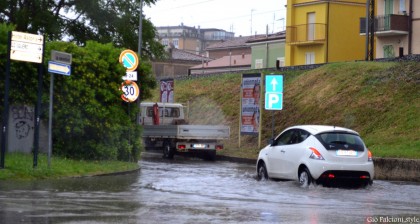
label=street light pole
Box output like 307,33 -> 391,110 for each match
251,9 -> 255,35
138,0 -> 143,56
136,0 -> 143,125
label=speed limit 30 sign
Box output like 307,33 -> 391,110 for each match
120,80 -> 140,103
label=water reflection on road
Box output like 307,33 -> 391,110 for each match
0,152 -> 419,224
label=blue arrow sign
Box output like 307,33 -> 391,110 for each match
265,75 -> 283,110
265,75 -> 283,93
48,61 -> 71,76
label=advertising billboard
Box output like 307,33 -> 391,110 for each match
240,73 -> 261,135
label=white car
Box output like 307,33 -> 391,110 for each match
256,125 -> 374,187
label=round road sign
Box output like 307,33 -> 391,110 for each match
119,49 -> 139,72
120,80 -> 140,102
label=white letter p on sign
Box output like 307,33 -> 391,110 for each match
268,93 -> 279,108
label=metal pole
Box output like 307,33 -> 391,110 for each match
137,0 -> 143,56
365,0 -> 370,61
47,74 -> 54,168
272,111 -> 275,139
136,0 -> 143,125
1,31 -> 12,169
33,36 -> 45,168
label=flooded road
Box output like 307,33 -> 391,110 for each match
0,152 -> 419,224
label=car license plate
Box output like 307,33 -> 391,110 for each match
193,144 -> 206,149
336,150 -> 357,156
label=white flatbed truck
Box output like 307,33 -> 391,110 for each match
140,102 -> 230,160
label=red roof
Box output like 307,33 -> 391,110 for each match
191,54 -> 251,69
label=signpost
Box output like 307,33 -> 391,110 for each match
1,31 -> 45,169
47,50 -> 72,168
119,49 -> 140,103
48,61 -> 71,76
121,81 -> 140,102
265,75 -> 283,110
119,49 -> 139,72
265,75 -> 284,139
122,71 -> 138,81
51,50 -> 72,65
10,31 -> 44,63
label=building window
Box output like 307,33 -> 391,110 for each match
307,12 -> 315,41
400,0 -> 406,14
172,39 -> 179,48
277,57 -> 285,67
255,59 -> 263,69
383,45 -> 395,58
162,39 -> 169,46
305,52 -> 315,65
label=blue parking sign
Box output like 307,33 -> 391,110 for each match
265,75 -> 283,110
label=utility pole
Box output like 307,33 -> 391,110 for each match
136,0 -> 143,124
251,9 -> 255,35
365,0 -> 375,61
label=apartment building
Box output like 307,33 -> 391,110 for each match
285,0 -> 367,66
362,0 -> 419,58
156,24 -> 234,55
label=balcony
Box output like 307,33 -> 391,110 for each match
360,14 -> 409,37
286,23 -> 326,46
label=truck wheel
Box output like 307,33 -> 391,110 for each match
163,142 -> 174,159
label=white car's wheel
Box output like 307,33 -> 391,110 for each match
298,168 -> 312,187
257,162 -> 268,181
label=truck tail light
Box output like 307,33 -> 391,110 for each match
178,144 -> 186,150
216,145 -> 223,150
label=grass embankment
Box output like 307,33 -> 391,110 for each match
0,153 -> 139,180
150,61 -> 419,159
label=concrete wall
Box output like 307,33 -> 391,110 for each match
373,157 -> 420,182
218,156 -> 420,182
0,105 -> 48,154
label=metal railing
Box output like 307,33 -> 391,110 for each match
360,14 -> 409,33
286,23 -> 326,44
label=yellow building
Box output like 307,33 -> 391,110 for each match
285,0 -> 367,66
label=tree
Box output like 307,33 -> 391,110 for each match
46,41 -> 151,161
0,22 -> 157,161
0,0 -> 165,59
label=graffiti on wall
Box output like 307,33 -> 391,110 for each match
11,105 -> 34,140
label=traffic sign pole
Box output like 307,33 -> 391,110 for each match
33,35 -> 45,168
0,32 -> 12,169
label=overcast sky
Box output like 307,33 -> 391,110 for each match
143,0 -> 287,37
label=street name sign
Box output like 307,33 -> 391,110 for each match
51,50 -> 72,65
265,75 -> 283,110
48,61 -> 71,76
10,31 -> 44,63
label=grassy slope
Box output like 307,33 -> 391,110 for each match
147,61 -> 419,159
0,153 -> 139,180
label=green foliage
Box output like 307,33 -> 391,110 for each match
0,0 -> 165,59
1,23 -> 157,161
46,41 -> 153,161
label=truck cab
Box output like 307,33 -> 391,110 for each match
140,102 -> 186,125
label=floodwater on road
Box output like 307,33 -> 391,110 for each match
0,152 -> 419,224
